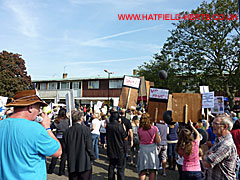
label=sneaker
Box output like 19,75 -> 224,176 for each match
162,172 -> 166,177
158,166 -> 163,170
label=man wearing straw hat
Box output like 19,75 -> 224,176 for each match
0,89 -> 62,180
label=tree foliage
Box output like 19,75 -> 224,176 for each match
138,0 -> 240,105
0,50 -> 32,98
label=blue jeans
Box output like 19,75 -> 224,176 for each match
92,134 -> 100,159
167,143 -> 177,159
236,159 -> 240,179
182,171 -> 202,180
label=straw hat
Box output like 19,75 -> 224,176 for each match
5,89 -> 48,107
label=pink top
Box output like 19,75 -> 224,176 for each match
138,126 -> 158,145
181,139 -> 201,171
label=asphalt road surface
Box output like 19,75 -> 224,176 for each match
47,147 -> 179,180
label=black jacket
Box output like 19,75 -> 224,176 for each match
106,120 -> 127,159
63,123 -> 95,173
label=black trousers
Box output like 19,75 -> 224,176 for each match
108,154 -> 126,180
48,138 -> 67,174
69,169 -> 92,180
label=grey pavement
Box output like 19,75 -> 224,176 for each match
47,147 -> 179,180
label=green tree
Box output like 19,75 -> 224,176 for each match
138,54 -> 185,93
138,0 -> 240,106
0,50 -> 32,98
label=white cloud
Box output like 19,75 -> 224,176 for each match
76,26 -> 165,51
66,56 -> 150,65
4,0 -> 40,38
83,26 -> 164,42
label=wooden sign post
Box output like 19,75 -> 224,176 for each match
184,104 -> 188,124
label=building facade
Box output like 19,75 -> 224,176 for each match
33,74 -> 125,108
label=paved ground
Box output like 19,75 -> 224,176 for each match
47,147 -> 179,180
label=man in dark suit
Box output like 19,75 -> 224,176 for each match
63,111 -> 95,180
106,111 -> 128,180
120,109 -> 133,161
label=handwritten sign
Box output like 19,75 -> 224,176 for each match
149,88 -> 169,100
202,92 -> 214,108
123,76 -> 141,89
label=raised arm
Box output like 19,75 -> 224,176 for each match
189,120 -> 200,142
40,112 -> 62,157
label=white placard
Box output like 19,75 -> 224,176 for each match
211,96 -> 224,114
149,88 -> 169,100
96,101 -> 103,109
202,92 -> 214,108
0,96 -> 8,107
113,98 -> 119,107
0,96 -> 8,113
94,104 -> 101,114
200,86 -> 209,94
123,76 -> 141,89
66,90 -> 75,126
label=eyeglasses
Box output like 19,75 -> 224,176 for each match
212,122 -> 224,126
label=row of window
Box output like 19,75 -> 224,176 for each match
39,80 -> 123,90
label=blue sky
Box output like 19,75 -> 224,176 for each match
0,0 -> 207,80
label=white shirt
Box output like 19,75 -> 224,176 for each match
91,118 -> 101,135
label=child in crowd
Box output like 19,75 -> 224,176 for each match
129,115 -> 139,167
156,120 -> 168,177
176,120 -> 202,180
176,154 -> 184,180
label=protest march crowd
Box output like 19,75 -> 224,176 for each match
1,89 -> 240,180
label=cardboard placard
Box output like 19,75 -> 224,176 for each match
172,93 -> 202,123
148,101 -> 167,123
118,87 -> 138,109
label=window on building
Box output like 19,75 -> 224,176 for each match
88,81 -> 99,89
72,81 -> 80,89
61,82 -> 70,89
40,83 -> 47,90
48,82 -> 57,90
109,80 -> 123,89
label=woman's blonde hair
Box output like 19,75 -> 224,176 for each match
176,128 -> 194,156
139,113 -> 152,130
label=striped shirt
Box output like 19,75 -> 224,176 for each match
206,133 -> 237,180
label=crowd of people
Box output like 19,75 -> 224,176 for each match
1,89 -> 240,180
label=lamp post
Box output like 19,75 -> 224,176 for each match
104,69 -> 114,109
